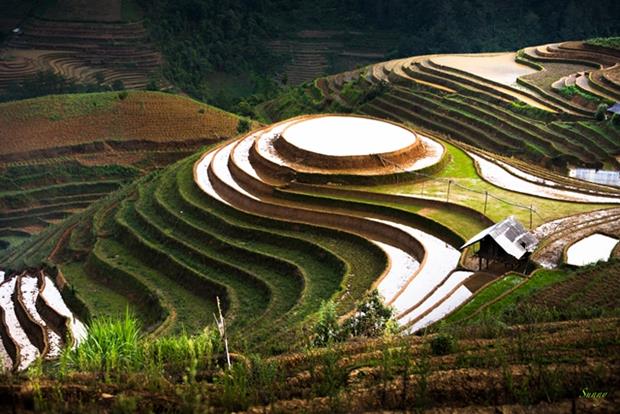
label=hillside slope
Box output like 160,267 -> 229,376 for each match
0,0 -> 162,92
258,40 -> 620,171
0,91 -> 241,250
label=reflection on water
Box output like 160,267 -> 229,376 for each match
569,168 -> 620,187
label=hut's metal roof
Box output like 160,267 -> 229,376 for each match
608,103 -> 620,114
461,216 -> 538,259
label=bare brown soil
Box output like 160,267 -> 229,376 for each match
0,92 -> 239,156
463,272 -> 498,292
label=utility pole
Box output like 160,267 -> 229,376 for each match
214,296 -> 231,370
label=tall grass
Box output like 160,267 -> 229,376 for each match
62,311 -> 221,381
69,310 -> 142,376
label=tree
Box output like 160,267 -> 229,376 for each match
95,71 -> 106,85
112,80 -> 125,91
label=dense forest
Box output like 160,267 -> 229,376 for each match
138,0 -> 620,110
1,0 -> 618,108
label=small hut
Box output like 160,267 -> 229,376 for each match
461,216 -> 538,271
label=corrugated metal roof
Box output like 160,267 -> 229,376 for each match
608,103 -> 620,114
461,216 -> 538,259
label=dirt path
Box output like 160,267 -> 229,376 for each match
47,223 -> 77,263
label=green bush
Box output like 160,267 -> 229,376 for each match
585,37 -> 620,50
341,289 -> 394,339
112,80 -> 126,91
595,103 -> 608,121
312,290 -> 395,347
312,300 -> 339,347
430,333 -> 455,355
237,117 -> 251,134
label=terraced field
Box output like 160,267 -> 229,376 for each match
1,40 -> 619,400
269,30 -> 399,86
0,269 -> 86,372
0,0 -> 160,91
261,40 -> 620,172
0,91 -> 241,251
4,105 -> 619,362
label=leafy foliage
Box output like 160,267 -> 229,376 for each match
312,300 -> 339,347
585,36 -> 620,50
236,117 -> 251,134
595,103 -> 609,121
430,333 -> 456,355
312,289 -> 395,347
2,70 -> 117,103
341,289 -> 394,338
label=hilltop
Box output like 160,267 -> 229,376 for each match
0,90 -> 243,250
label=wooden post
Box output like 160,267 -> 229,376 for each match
483,191 -> 488,215
214,297 -> 231,369
446,180 -> 452,202
529,204 -> 533,229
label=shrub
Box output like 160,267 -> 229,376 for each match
312,300 -> 339,347
112,80 -> 126,91
146,79 -> 159,91
430,333 -> 455,355
118,91 -> 129,100
237,117 -> 251,134
341,289 -> 394,339
595,103 -> 608,121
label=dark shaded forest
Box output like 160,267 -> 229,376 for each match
2,0 -> 618,108
138,0 -> 619,110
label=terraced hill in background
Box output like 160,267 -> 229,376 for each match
0,0 -> 162,91
258,40 -> 620,170
269,30 -> 399,86
0,91 -> 241,251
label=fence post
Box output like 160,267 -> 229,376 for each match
529,204 -> 533,229
484,191 -> 488,215
446,180 -> 452,202
214,296 -> 231,369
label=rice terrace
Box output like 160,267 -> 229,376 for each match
0,0 -> 619,413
